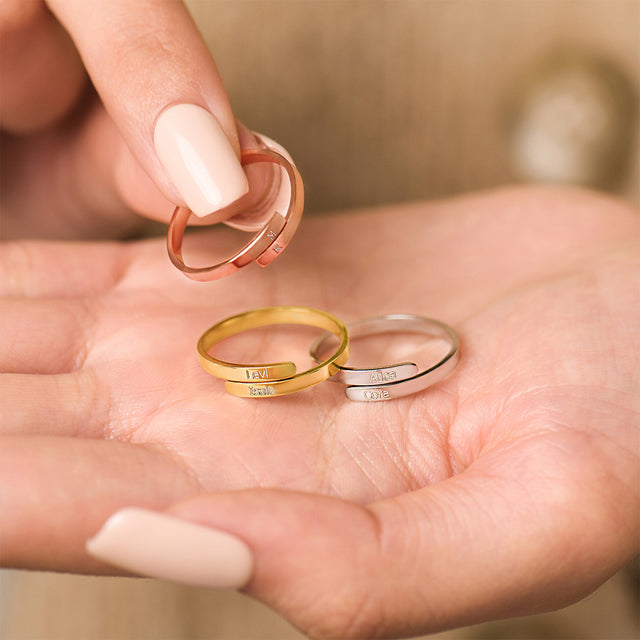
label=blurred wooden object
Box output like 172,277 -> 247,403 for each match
3,1 -> 638,639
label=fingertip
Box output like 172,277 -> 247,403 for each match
221,130 -> 295,232
114,137 -> 176,222
153,104 -> 249,217
165,490 -> 387,637
48,0 -> 246,218
86,507 -> 254,590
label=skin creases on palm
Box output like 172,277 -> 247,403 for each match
1,186 -> 638,573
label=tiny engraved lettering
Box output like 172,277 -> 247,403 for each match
273,244 -> 283,253
266,230 -> 277,240
249,385 -> 276,397
246,369 -> 269,379
363,389 -> 391,401
369,369 -> 397,383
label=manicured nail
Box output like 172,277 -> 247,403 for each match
86,508 -> 253,589
154,104 -> 249,216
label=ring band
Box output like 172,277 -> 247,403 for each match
310,314 -> 460,401
167,146 -> 303,281
197,306 -> 349,397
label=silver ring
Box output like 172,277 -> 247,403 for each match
310,314 -> 460,402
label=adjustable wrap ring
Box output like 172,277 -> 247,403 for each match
197,306 -> 349,398
167,145 -> 303,281
310,314 -> 460,401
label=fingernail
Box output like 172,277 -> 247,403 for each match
86,507 -> 253,589
154,104 -> 249,217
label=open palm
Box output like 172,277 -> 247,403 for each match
2,187 -> 638,639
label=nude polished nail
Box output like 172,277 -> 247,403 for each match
86,508 -> 253,589
154,104 -> 249,216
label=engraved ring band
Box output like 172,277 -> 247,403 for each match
310,314 -> 460,402
167,144 -> 304,281
197,306 -> 350,398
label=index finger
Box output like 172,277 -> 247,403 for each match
47,0 -> 251,218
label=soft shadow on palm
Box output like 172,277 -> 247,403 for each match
2,186 -> 638,571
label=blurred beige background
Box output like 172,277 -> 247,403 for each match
2,1 -> 638,639
199,0 -> 639,211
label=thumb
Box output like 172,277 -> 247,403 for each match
86,471 -> 628,640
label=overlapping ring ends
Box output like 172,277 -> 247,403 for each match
311,314 -> 460,402
197,308 -> 460,401
167,144 -> 304,281
197,307 -> 350,398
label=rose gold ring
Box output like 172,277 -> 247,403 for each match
167,147 -> 303,281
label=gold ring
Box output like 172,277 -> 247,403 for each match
197,306 -> 350,397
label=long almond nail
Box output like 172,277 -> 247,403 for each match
154,104 -> 249,216
86,508 -> 253,589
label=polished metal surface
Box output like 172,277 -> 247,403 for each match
167,145 -> 304,281
197,306 -> 349,397
311,314 -> 460,401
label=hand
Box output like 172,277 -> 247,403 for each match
1,188 -> 638,638
0,0 -> 274,240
